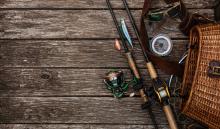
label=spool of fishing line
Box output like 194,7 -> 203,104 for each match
150,34 -> 173,56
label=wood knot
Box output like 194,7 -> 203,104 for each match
40,72 -> 52,80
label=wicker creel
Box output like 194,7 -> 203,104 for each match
181,23 -> 220,129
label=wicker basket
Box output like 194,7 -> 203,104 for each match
181,24 -> 220,129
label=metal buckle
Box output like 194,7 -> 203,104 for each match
212,66 -> 220,75
208,60 -> 220,77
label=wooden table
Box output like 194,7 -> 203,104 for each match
0,0 -> 214,128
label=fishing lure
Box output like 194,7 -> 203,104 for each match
114,39 -> 121,51
120,19 -> 133,48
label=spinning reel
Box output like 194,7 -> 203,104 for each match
104,70 -> 140,98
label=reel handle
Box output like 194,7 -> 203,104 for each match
163,105 -> 178,129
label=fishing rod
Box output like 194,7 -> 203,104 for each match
121,0 -> 178,129
106,0 -> 158,128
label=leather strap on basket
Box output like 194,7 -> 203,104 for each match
214,0 -> 220,21
139,0 -> 213,78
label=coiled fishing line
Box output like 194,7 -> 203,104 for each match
150,34 -> 173,56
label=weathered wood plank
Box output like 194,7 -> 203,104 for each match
0,124 -> 169,129
0,10 -> 213,39
0,97 -> 167,124
0,68 -> 171,97
0,0 -> 214,9
0,40 -> 187,67
0,0 -> 206,128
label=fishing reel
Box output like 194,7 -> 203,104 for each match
144,79 -> 170,105
104,70 -> 140,98
153,79 -> 171,105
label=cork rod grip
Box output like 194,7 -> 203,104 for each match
163,105 -> 178,129
125,52 -> 141,79
146,62 -> 158,79
125,52 -> 148,102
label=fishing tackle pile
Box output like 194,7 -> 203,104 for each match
103,0 -> 220,128
103,0 -> 182,129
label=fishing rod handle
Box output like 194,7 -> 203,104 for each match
146,62 -> 158,79
163,105 -> 178,129
125,52 -> 141,79
125,52 -> 149,102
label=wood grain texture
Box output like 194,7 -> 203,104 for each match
0,0 -> 214,9
0,40 -> 187,67
0,68 -> 171,97
0,10 -> 213,39
0,0 -> 210,128
0,97 -> 167,124
0,124 -> 169,129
